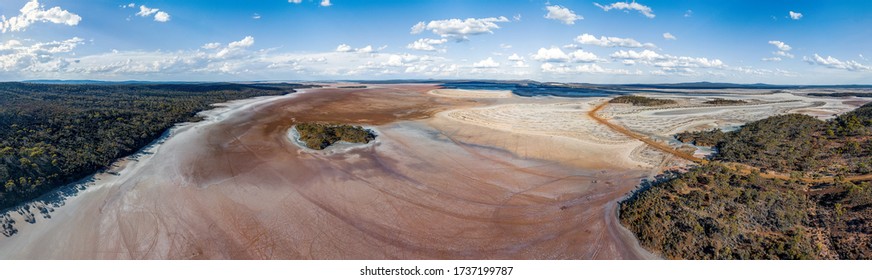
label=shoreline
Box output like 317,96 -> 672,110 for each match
0,91 -> 306,242
286,125 -> 381,154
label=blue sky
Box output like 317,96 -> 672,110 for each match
0,0 -> 870,84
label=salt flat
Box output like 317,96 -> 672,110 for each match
0,85 -> 866,259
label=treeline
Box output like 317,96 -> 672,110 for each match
295,122 -> 376,150
677,104 -> 872,176
609,95 -> 676,106
622,102 -> 872,259
621,162 -> 872,259
703,98 -> 747,105
0,82 -> 312,210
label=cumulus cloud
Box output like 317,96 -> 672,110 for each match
410,16 -> 509,40
356,45 -> 374,53
569,50 -> 600,63
215,36 -> 255,58
136,5 -> 158,17
531,47 -> 601,63
769,40 -> 791,52
545,5 -> 582,25
407,38 -> 448,51
594,1 -> 655,18
335,44 -> 377,53
789,11 -> 802,20
201,42 -> 221,49
507,53 -> 528,68
764,40 -> 794,61
663,32 -> 676,40
803,54 -> 871,71
473,57 -> 500,68
540,62 -> 633,75
532,47 -> 570,62
1,0 -> 82,33
320,0 -> 332,7
335,44 -> 353,52
0,36 -> 471,80
611,49 -> 725,70
135,5 -> 170,22
0,37 -> 83,72
575,33 -> 655,48
154,11 -> 170,22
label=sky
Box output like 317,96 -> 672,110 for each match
0,0 -> 870,84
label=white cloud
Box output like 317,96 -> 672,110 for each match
663,32 -> 676,40
532,47 -> 570,62
575,33 -> 655,48
684,10 -> 693,17
335,44 -> 378,53
0,37 -> 83,72
804,54 -> 871,71
410,16 -> 510,40
765,41 -> 794,60
500,43 -> 512,49
594,1 -> 655,18
135,5 -> 170,22
289,0 -> 302,3
545,5 -> 582,25
768,40 -> 791,52
136,5 -> 158,17
252,13 -> 261,20
507,53 -> 524,61
611,49 -> 725,69
513,14 -> 522,21
320,0 -> 332,7
789,11 -> 802,20
774,51 -> 794,58
356,45 -> 374,53
473,57 -> 500,68
569,50 -> 599,63
1,0 -> 82,33
216,36 -> 255,58
201,42 -> 221,49
407,38 -> 448,51
154,11 -> 170,22
540,62 -> 633,75
335,44 -> 353,52
228,36 -> 254,48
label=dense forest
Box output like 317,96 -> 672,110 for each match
622,102 -> 872,259
0,82 -> 312,211
294,122 -> 376,150
609,95 -> 677,106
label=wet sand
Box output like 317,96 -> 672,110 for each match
0,85 -> 653,259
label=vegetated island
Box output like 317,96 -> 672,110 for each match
703,98 -> 748,105
0,82 -> 315,214
294,122 -> 376,150
621,103 -> 872,259
609,95 -> 677,106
